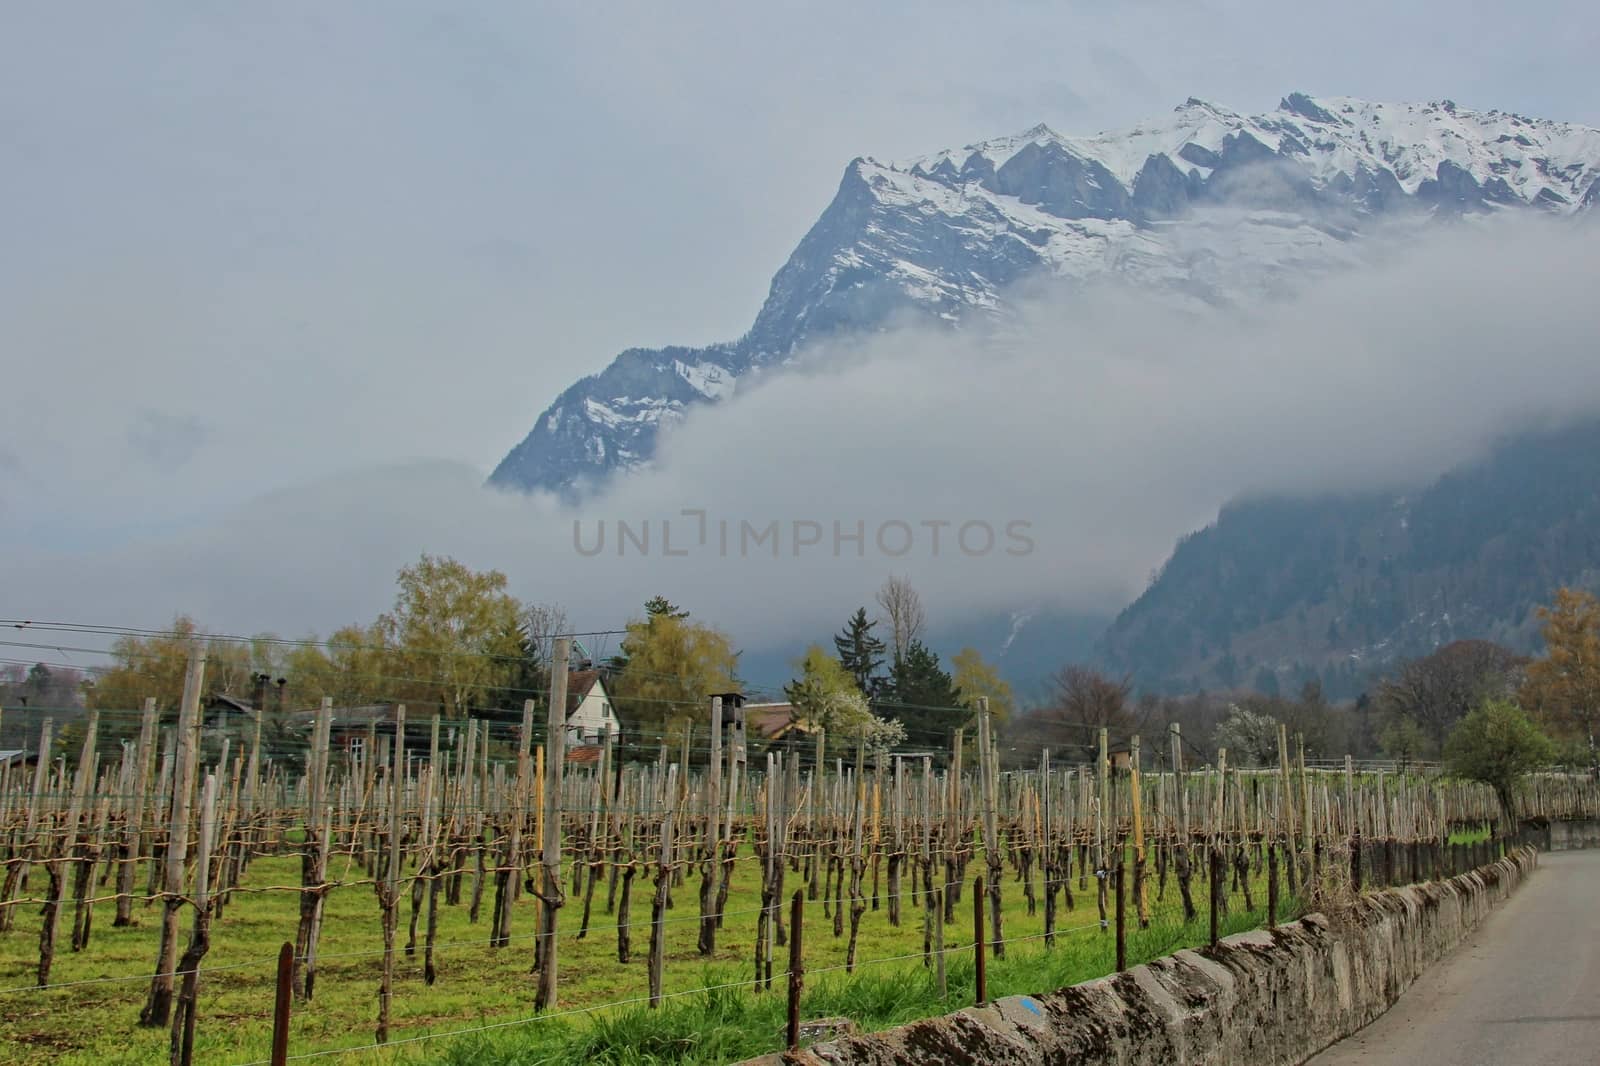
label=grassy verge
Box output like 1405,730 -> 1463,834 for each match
0,848 -> 1296,1065
422,898 -> 1290,1066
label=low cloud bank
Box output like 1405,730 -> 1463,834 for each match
9,218 -> 1600,673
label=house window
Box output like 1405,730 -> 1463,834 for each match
601,702 -> 611,719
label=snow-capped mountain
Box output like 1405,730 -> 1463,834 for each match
489,93 -> 1600,496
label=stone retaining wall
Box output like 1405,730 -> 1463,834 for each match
750,847 -> 1537,1066
1545,818 -> 1600,851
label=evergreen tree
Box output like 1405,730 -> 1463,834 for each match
833,607 -> 886,697
644,595 -> 689,620
879,640 -> 967,747
491,619 -> 547,717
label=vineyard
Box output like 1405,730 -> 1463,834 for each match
1,639 -> 1595,1065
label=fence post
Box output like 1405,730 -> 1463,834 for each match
1115,852 -> 1126,972
1351,830 -> 1362,893
786,890 -> 803,1052
271,942 -> 293,1066
974,875 -> 987,1004
1267,842 -> 1279,930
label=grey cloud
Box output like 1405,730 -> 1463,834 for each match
1088,46 -> 1160,101
5,3 -> 1600,660
8,219 -> 1600,676
125,411 -> 210,470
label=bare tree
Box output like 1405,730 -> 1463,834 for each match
523,602 -> 570,664
1376,640 -> 1526,755
1006,666 -> 1138,764
875,576 -> 926,667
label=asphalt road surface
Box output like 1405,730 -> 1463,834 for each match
1307,850 -> 1600,1066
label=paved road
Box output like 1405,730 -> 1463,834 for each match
1307,850 -> 1600,1066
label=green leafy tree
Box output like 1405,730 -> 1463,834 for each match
613,608 -> 738,750
86,616 -> 277,741
787,646 -> 870,736
1444,699 -> 1554,829
284,623 -> 393,709
785,645 -> 904,754
951,646 -> 1014,727
376,554 -> 523,717
1379,713 -> 1427,772
833,608 -> 886,696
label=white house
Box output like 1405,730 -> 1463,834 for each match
565,669 -> 620,747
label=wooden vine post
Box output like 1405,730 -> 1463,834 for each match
649,763 -> 679,1007
978,698 -> 1004,958
40,707 -> 96,985
294,698 -> 334,1000
2,716 -> 51,934
141,649 -> 204,1026
1277,724 -> 1299,893
535,637 -> 570,1011
699,695 -> 723,956
1131,735 -> 1149,927
1097,726 -> 1109,931
375,705 -> 405,1044
170,772 -> 219,1066
845,740 -> 867,970
116,697 -> 158,927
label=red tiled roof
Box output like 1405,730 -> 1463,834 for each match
745,703 -> 812,740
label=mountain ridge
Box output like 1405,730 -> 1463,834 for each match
1097,420 -> 1600,699
490,92 -> 1600,497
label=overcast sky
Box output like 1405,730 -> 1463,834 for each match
4,3 -> 1600,659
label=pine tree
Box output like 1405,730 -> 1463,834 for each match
491,620 -> 547,717
644,595 -> 689,619
880,640 -> 967,747
833,607 -> 886,697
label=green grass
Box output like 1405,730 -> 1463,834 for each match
423,896 -> 1287,1066
0,847 -> 1299,1066
1446,823 -> 1493,845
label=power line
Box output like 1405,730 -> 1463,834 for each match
1,620 -> 630,665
